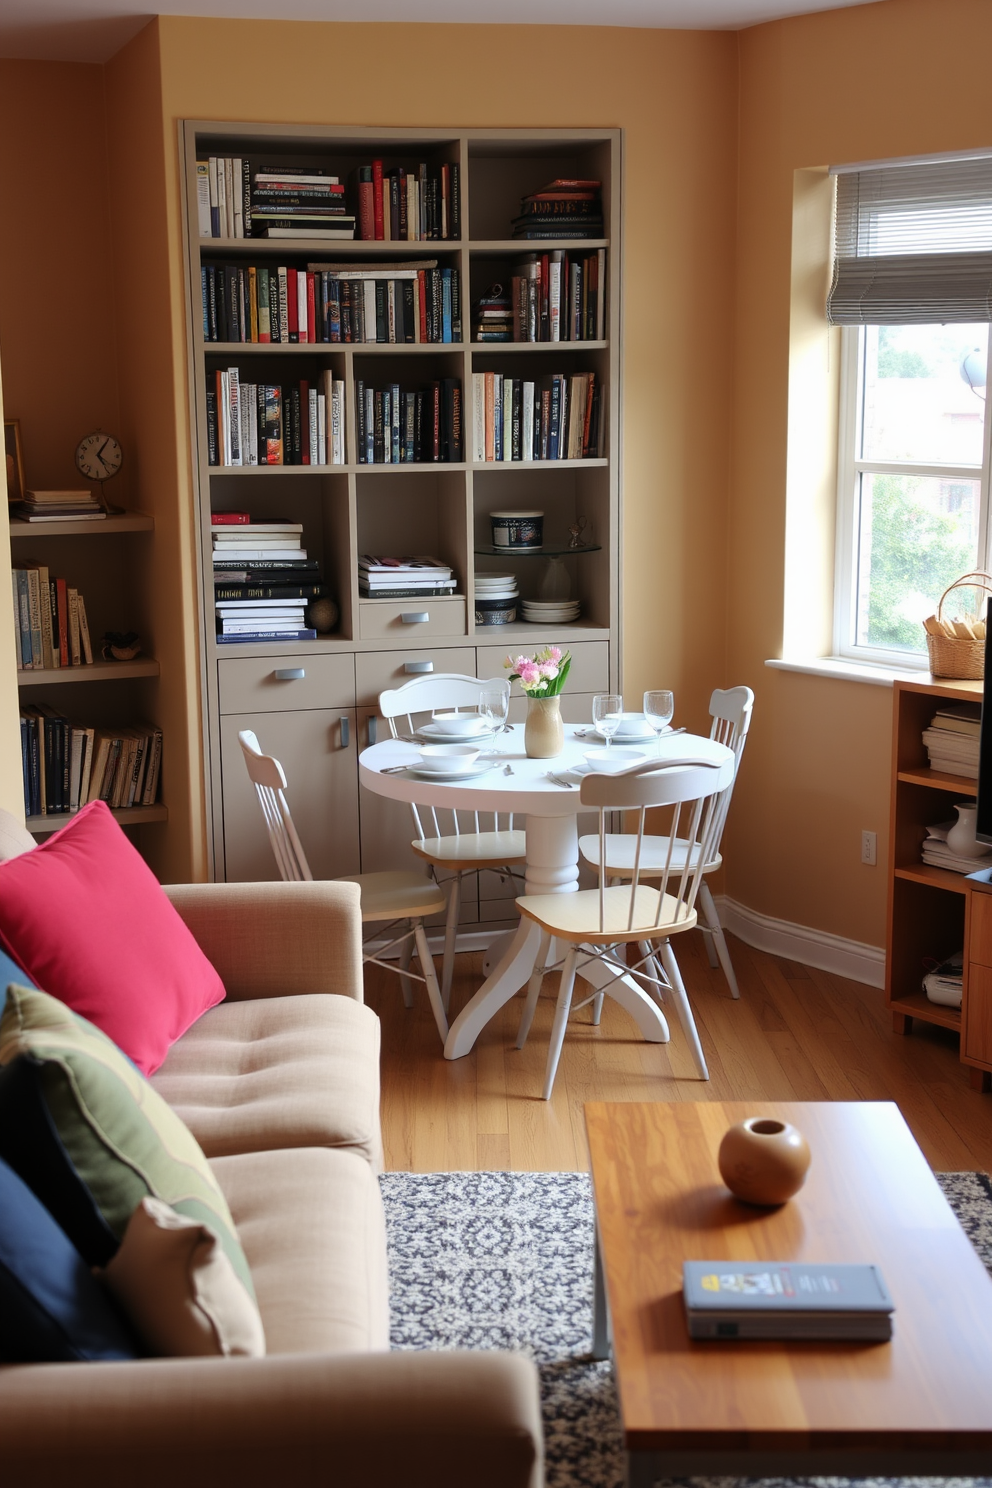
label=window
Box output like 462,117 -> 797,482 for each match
830,154 -> 992,666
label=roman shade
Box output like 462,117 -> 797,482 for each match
827,152 -> 992,324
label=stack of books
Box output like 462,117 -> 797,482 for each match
12,565 -> 93,671
198,156 -> 249,239
355,378 -> 461,464
250,165 -> 355,241
207,370 -> 345,467
19,710 -> 161,819
471,371 -> 601,462
473,284 -> 513,341
354,160 -> 459,242
212,519 -> 318,642
511,179 -> 604,240
13,489 -> 105,523
921,819 -> 992,874
359,556 -> 457,600
507,250 -> 606,342
922,702 -> 982,778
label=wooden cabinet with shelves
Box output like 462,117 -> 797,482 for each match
11,513 -> 167,837
181,122 -> 621,891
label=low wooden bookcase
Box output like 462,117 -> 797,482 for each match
886,676 -> 991,1089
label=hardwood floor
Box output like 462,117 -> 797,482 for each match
364,929 -> 992,1175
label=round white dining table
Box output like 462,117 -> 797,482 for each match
358,723 -> 733,1061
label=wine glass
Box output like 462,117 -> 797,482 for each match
592,693 -> 623,750
480,688 -> 509,750
643,690 -> 675,752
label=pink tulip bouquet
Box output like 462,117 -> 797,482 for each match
504,646 -> 572,697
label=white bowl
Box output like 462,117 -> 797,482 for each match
583,747 -> 649,774
614,712 -> 656,739
417,744 -> 483,773
429,713 -> 490,738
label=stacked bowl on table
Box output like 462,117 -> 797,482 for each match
520,598 -> 581,624
475,574 -> 518,625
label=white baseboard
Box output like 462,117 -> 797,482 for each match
713,895 -> 885,989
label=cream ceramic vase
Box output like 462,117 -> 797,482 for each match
524,696 -> 565,759
946,802 -> 988,859
717,1117 -> 811,1206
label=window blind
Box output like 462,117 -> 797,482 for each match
827,154 -> 992,324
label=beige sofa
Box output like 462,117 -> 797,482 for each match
0,880 -> 544,1488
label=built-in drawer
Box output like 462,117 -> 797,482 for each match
217,653 -> 356,714
971,888 -> 992,970
355,647 -> 477,705
359,598 -> 466,641
476,640 -> 610,694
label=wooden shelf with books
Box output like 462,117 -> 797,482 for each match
27,805 -> 168,833
182,122 -> 620,887
16,659 -> 159,686
9,512 -> 154,538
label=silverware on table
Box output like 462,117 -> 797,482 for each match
546,772 -> 575,788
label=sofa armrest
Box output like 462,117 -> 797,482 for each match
0,1350 -> 543,1488
163,881 -> 364,1003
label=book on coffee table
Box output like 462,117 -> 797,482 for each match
683,1261 -> 894,1341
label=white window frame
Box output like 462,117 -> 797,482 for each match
833,323 -> 992,667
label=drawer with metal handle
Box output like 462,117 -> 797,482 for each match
217,653 -> 356,714
354,647 -> 477,704
358,597 -> 467,641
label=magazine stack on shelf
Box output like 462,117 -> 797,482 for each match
358,556 -> 457,600
212,517 -> 322,642
511,179 -> 603,240
922,702 -> 981,778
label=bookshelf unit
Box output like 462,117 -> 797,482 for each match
180,122 -> 621,902
11,513 -> 167,835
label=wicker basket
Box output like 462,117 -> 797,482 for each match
925,570 -> 992,679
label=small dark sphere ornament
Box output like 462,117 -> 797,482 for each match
306,597 -> 339,634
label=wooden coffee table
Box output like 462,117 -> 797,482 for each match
585,1100 -> 992,1485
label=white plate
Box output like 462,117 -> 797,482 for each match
521,605 -> 580,615
521,601 -> 581,610
585,724 -> 668,743
426,715 -> 492,739
417,722 -> 498,743
404,760 -> 498,782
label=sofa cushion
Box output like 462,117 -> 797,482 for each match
151,993 -> 383,1171
0,1154 -> 139,1363
0,808 -> 36,862
101,1197 -> 266,1359
210,1147 -> 389,1355
0,801 -> 225,1075
0,984 -> 255,1306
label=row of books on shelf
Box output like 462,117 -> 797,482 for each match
201,261 -> 461,345
207,371 -> 346,467
511,180 -> 604,241
471,371 -> 602,462
355,379 -> 462,465
473,251 -> 606,342
359,556 -> 456,598
923,702 -> 980,779
12,566 -> 94,672
197,158 -> 460,242
20,709 -> 162,819
212,522 -> 321,642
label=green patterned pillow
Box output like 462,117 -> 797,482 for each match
0,984 -> 255,1301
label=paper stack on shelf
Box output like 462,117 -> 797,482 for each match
922,701 -> 982,779
358,555 -> 457,599
921,818 -> 992,874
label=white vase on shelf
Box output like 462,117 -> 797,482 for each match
946,802 -> 989,859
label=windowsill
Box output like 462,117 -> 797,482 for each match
765,656 -> 929,687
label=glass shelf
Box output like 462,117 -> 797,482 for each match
474,543 -> 601,557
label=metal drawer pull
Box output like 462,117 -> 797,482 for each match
401,611 -> 430,624
404,661 -> 434,674
273,668 -> 305,681
340,716 -> 350,747
368,716 -> 378,745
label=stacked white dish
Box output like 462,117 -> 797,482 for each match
475,573 -> 519,626
520,597 -> 581,624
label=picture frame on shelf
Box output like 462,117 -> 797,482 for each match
4,420 -> 25,505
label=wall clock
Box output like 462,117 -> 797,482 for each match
76,431 -> 123,484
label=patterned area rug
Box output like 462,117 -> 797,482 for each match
379,1169 -> 992,1488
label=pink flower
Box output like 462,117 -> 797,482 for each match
539,662 -> 559,679
547,646 -> 563,663
518,663 -> 541,686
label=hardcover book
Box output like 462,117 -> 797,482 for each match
682,1261 -> 894,1341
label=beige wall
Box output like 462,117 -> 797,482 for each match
726,0 -> 992,949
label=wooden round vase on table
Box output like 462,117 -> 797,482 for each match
524,696 -> 564,758
718,1116 -> 811,1205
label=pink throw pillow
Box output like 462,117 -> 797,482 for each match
0,802 -> 224,1074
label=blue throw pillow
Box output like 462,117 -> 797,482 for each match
0,1154 -> 139,1362
0,950 -> 33,991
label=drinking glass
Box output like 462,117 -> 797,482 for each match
643,690 -> 675,751
592,693 -> 623,749
480,688 -> 509,750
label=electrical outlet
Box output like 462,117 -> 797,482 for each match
861,830 -> 877,866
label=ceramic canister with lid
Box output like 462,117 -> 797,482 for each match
490,511 -> 544,550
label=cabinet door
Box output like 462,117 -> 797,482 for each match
219,709 -> 359,882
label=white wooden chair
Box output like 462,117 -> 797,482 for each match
378,673 -> 526,1010
578,685 -> 754,999
238,729 -> 449,1042
516,752 -> 735,1099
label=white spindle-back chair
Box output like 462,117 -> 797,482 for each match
238,730 -> 449,1042
378,674 -> 526,1009
516,752 -> 735,1099
578,685 -> 754,999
